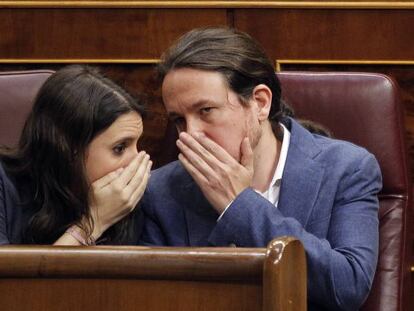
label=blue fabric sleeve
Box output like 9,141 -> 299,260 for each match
139,186 -> 168,246
0,169 -> 10,245
208,153 -> 381,311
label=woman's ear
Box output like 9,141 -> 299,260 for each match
252,84 -> 272,121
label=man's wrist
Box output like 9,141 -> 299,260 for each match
217,200 -> 234,222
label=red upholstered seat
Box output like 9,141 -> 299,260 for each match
278,72 -> 412,311
0,70 -> 53,148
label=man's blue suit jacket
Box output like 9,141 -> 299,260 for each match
140,117 -> 382,311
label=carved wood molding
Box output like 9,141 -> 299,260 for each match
1,1 -> 414,9
276,59 -> 414,71
0,59 -> 160,64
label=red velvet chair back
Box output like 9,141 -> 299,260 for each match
0,70 -> 53,148
278,71 -> 412,311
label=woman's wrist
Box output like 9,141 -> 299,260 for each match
91,225 -> 106,243
54,225 -> 91,246
88,205 -> 112,242
66,226 -> 96,246
79,211 -> 106,243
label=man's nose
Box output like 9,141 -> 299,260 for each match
185,119 -> 202,135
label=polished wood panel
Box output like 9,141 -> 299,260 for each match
235,9 -> 414,60
0,9 -> 227,59
0,237 -> 307,311
1,279 -> 261,311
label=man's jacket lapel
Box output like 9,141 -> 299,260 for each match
278,118 -> 325,227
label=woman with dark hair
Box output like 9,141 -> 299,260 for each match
0,65 -> 151,245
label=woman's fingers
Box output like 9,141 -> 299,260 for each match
89,151 -> 151,235
92,167 -> 123,189
91,151 -> 147,190
115,151 -> 147,187
129,159 -> 152,210
126,154 -> 150,191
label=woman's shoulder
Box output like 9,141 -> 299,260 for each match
0,160 -> 30,244
0,161 -> 17,243
0,161 -> 18,194
0,161 -> 13,191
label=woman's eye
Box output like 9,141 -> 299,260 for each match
113,143 -> 126,155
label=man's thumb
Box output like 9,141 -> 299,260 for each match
240,137 -> 253,170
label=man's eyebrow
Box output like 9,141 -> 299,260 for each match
167,111 -> 181,119
167,100 -> 217,118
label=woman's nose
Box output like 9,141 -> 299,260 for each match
124,148 -> 140,165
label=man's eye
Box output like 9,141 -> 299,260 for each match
200,107 -> 213,115
113,143 -> 126,155
173,117 -> 185,126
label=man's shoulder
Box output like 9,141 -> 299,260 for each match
147,160 -> 195,197
306,134 -> 382,190
288,118 -> 377,169
150,160 -> 190,183
314,134 -> 373,163
142,160 -> 202,213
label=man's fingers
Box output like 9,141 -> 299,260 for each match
178,153 -> 209,186
240,137 -> 254,170
92,167 -> 123,189
177,139 -> 219,180
179,132 -> 234,165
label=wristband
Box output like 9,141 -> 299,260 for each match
65,226 -> 95,246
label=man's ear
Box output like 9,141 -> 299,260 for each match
252,84 -> 272,121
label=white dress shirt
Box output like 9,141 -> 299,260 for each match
255,123 -> 290,206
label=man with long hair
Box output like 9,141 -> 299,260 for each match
140,27 -> 381,310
